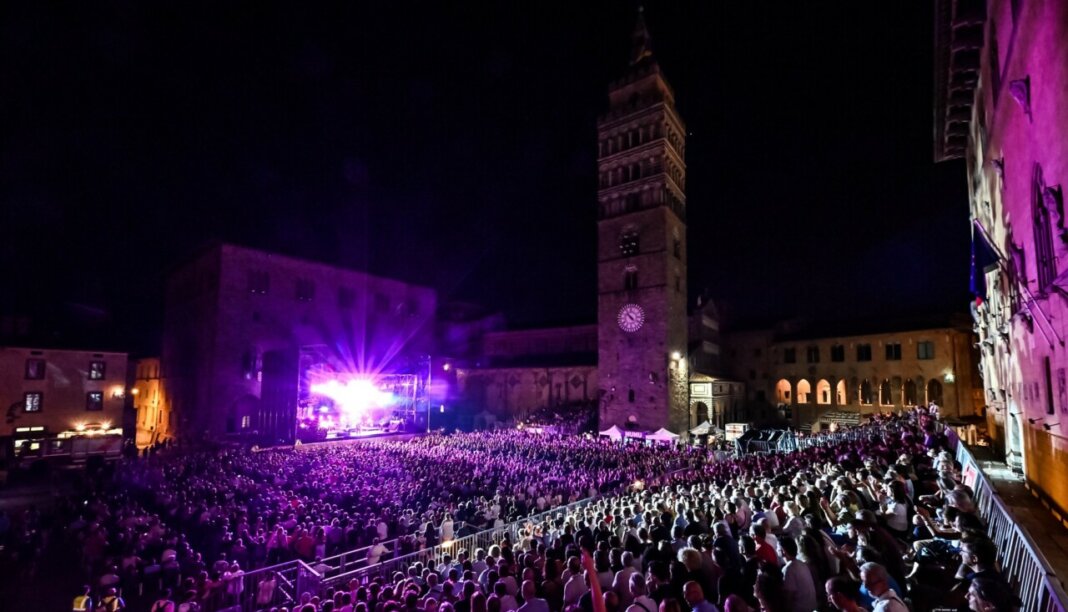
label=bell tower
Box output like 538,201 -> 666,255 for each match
597,8 -> 689,433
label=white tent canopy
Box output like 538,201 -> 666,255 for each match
690,421 -> 713,435
646,427 -> 679,442
598,425 -> 625,440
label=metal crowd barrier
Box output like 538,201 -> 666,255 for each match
224,498 -> 602,611
955,440 -> 1068,612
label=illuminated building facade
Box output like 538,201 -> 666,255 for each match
596,11 -> 691,433
0,346 -> 128,445
161,243 -> 436,443
724,320 -> 983,428
934,0 -> 1068,513
132,357 -> 169,447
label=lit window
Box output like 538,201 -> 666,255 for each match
24,392 -> 42,413
86,391 -> 104,411
89,361 -> 106,380
241,415 -> 251,429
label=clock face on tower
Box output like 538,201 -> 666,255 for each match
617,303 -> 645,333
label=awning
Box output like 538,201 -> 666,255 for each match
690,421 -> 713,435
646,427 -> 679,442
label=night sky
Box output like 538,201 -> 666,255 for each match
2,2 -> 969,354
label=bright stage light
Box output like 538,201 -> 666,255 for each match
311,377 -> 396,424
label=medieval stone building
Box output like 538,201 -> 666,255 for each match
934,0 -> 1068,517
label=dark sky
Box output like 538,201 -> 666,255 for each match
1,1 -> 969,353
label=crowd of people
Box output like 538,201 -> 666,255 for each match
279,411 -> 1015,612
53,430 -> 697,610
0,409 -> 1021,612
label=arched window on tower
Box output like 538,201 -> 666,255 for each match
619,231 -> 640,256
624,267 -> 639,291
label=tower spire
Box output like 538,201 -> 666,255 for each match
631,5 -> 654,65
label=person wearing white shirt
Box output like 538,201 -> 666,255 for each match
860,562 -> 908,612
563,571 -> 589,607
613,552 -> 638,607
440,514 -> 455,542
778,538 -> 818,612
625,573 -> 657,612
366,538 -> 390,565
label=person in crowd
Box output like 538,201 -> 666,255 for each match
823,577 -> 864,612
859,563 -> 907,612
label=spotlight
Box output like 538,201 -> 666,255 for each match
671,351 -> 681,360
1028,417 -> 1044,425
1044,423 -> 1060,431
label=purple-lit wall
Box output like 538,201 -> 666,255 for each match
161,244 -> 436,441
951,0 -> 1068,516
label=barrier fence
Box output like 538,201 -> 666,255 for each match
955,439 -> 1068,612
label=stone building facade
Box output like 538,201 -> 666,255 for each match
934,0 -> 1068,514
161,243 -> 436,442
455,367 -> 599,420
453,326 -> 597,419
132,357 -> 169,447
0,346 -> 128,440
724,322 -> 983,428
597,12 -> 691,434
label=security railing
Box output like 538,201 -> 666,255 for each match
222,498 -> 602,611
227,558 -> 319,612
955,439 -> 1068,612
319,496 -> 604,590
